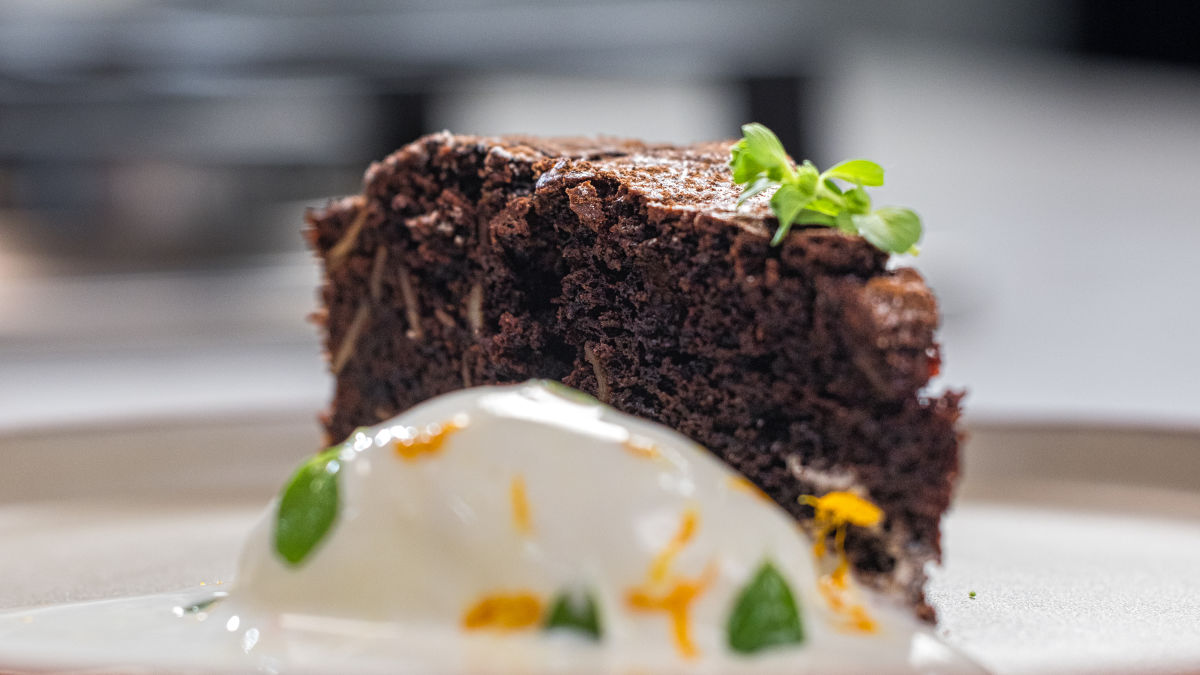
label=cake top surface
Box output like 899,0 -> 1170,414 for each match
413,131 -> 777,225
364,127 -> 922,258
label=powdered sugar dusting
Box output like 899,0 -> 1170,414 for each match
418,133 -> 777,227
600,150 -> 775,220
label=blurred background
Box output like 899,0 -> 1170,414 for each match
2,0 -> 1199,432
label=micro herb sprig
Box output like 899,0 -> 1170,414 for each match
729,123 -> 922,254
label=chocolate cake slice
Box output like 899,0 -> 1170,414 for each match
305,132 -> 962,619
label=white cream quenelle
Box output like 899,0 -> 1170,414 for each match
227,381 -> 976,673
0,382 -> 982,673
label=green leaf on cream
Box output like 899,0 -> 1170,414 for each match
727,561 -> 805,654
544,590 -> 602,640
275,447 -> 342,566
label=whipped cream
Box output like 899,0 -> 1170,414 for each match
0,382 -> 980,673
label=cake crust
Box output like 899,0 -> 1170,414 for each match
306,132 -> 963,619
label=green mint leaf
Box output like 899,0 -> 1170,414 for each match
804,196 -> 841,217
730,141 -> 784,186
794,161 -> 819,191
850,213 -> 890,252
729,123 -> 922,254
727,561 -> 805,654
821,177 -> 844,195
835,212 -> 858,234
771,209 -> 838,244
538,379 -> 600,405
544,590 -> 602,639
769,222 -> 794,247
797,209 -> 837,228
275,447 -> 342,566
766,164 -> 820,245
770,183 -> 814,228
737,123 -> 792,183
729,140 -> 764,185
736,175 -> 776,207
767,189 -> 809,247
824,159 -> 884,187
842,186 -> 872,215
855,207 -> 922,254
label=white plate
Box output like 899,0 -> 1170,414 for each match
2,415 -> 1199,673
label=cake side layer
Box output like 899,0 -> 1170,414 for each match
306,132 -> 963,619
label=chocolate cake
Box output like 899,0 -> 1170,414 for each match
305,132 -> 962,619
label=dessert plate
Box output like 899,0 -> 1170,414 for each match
1,414 -> 1198,673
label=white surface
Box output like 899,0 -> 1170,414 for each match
931,501 -> 1200,675
0,501 -> 253,608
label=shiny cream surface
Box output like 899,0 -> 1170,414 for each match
0,383 -> 981,673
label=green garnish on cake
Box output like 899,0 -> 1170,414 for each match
729,122 -> 923,254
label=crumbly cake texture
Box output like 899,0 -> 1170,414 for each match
306,132 -> 963,620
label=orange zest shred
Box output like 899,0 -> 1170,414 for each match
817,575 -> 878,633
626,563 -> 716,660
800,491 -> 883,559
462,591 -> 543,631
625,507 -> 711,659
799,491 -> 884,634
650,507 -> 698,582
726,475 -> 772,503
510,475 -> 533,536
393,419 -> 463,461
623,437 -> 660,460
